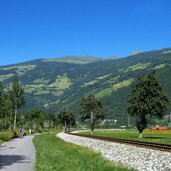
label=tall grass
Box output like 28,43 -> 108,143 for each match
33,133 -> 133,171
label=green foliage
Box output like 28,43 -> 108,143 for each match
113,78 -> 134,90
25,108 -> 46,130
33,133 -> 132,171
46,113 -> 58,129
9,75 -> 25,109
0,83 -> 6,118
154,63 -> 167,69
0,131 -> 13,143
50,73 -> 71,90
9,75 -> 25,131
0,74 -> 14,82
1,48 -> 171,126
0,79 -> 52,133
127,71 -> 169,135
58,108 -> 75,132
119,63 -> 150,73
33,78 -> 50,84
79,95 -> 104,133
95,88 -> 112,98
155,118 -> 168,126
0,82 -> 13,130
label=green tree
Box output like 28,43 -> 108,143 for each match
79,94 -> 104,134
9,76 -> 25,133
0,83 -> 5,118
0,83 -> 6,130
0,83 -> 13,130
58,107 -> 75,133
25,108 -> 46,131
127,71 -> 169,138
47,113 -> 56,129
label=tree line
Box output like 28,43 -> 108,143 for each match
0,76 -> 24,136
0,71 -> 169,138
0,76 -> 56,136
59,71 -> 169,138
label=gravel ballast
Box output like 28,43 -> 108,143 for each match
57,132 -> 171,171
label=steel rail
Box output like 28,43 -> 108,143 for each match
69,133 -> 171,152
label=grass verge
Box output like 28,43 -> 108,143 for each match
33,133 -> 133,171
81,129 -> 171,144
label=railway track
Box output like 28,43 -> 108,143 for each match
69,133 -> 171,152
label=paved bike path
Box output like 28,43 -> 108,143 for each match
0,135 -> 35,171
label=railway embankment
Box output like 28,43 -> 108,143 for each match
57,132 -> 171,171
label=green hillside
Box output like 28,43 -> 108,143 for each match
0,49 -> 171,125
42,56 -> 101,64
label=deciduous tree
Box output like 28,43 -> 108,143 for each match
0,82 -> 13,130
9,76 -> 25,133
79,95 -> 104,134
127,71 -> 169,138
58,107 -> 75,133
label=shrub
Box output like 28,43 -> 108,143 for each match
0,131 -> 13,142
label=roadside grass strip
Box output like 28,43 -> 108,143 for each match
81,129 -> 171,144
33,133 -> 133,171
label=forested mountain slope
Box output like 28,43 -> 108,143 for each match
1,48 -> 171,125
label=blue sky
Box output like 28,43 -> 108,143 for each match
0,0 -> 171,65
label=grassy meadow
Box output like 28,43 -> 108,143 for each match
81,129 -> 171,144
33,133 -> 134,171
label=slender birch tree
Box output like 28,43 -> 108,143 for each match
9,76 -> 25,133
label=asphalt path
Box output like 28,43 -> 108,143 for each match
0,135 -> 35,171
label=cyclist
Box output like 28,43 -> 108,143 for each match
19,128 -> 24,138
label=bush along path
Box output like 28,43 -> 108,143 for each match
0,134 -> 35,171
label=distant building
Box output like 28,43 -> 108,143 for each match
150,125 -> 167,130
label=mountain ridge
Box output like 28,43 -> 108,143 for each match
0,47 -> 171,125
